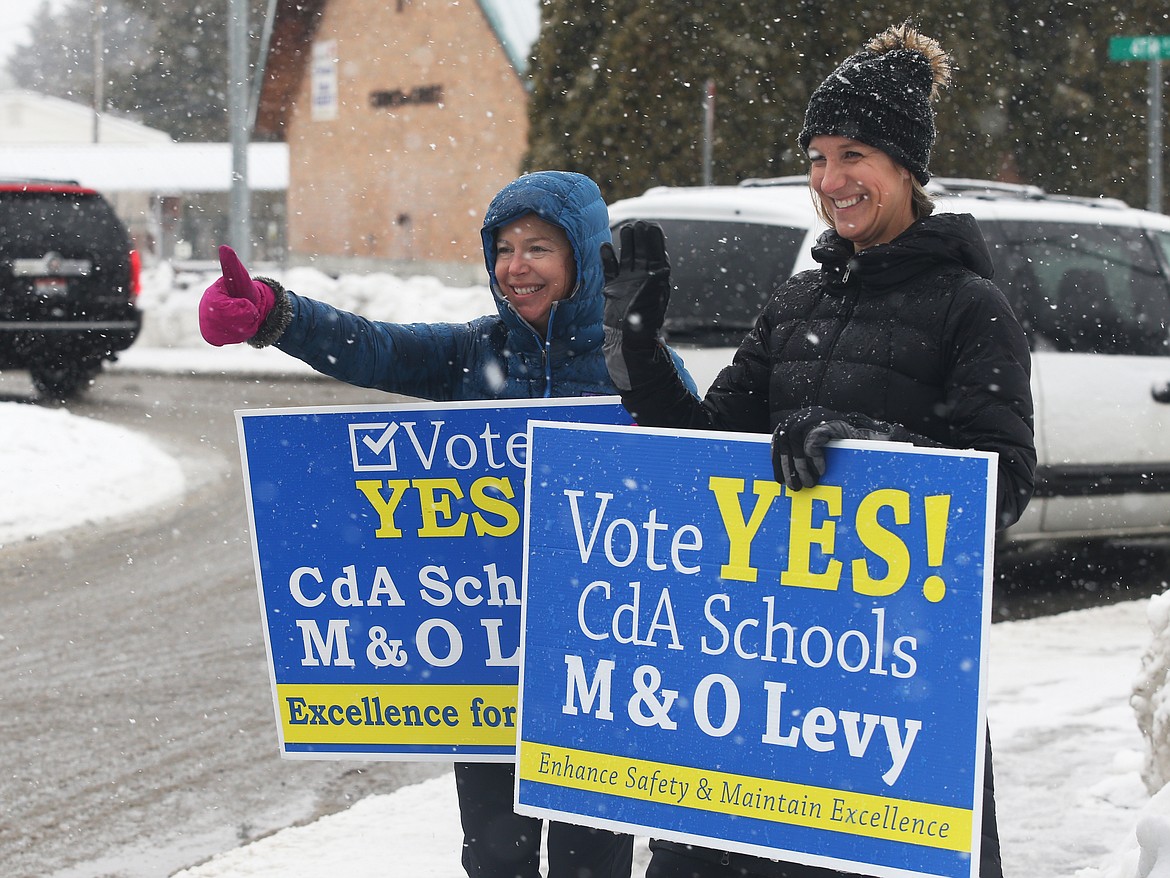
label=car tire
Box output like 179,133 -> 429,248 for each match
30,360 -> 102,401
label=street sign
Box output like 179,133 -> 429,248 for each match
1109,35 -> 1170,62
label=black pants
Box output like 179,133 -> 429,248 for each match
646,735 -> 1003,878
455,761 -> 635,878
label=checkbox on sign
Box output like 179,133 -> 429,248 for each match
349,422 -> 400,471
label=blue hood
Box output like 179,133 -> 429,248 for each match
480,171 -> 609,345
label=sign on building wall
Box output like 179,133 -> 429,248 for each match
236,398 -> 629,761
516,421 -> 998,878
370,85 -> 445,109
311,40 -> 339,121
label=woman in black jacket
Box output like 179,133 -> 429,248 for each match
602,22 -> 1035,878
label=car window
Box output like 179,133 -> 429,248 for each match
986,220 -> 1170,356
1152,229 -> 1170,270
0,191 -> 128,259
616,219 -> 805,345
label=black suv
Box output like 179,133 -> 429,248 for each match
0,179 -> 142,399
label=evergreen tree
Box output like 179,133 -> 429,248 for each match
6,0 -> 268,142
6,0 -> 148,111
526,0 -> 797,198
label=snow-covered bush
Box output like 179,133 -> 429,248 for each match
1134,591 -> 1170,794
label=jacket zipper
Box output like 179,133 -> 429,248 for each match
810,280 -> 859,402
540,303 -> 558,398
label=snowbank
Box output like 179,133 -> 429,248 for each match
0,402 -> 184,546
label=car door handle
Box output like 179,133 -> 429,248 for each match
1153,382 -> 1170,403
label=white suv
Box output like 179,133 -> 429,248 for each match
608,178 -> 1170,544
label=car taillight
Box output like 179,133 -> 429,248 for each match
129,249 -> 142,298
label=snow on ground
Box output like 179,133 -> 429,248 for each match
4,262 -> 1170,877
0,402 -> 184,544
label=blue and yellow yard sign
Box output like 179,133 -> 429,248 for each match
516,421 -> 998,878
235,397 -> 628,761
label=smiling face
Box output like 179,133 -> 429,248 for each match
493,213 -> 575,335
807,135 -> 916,251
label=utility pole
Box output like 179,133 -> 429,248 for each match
228,0 -> 251,260
1150,57 -> 1164,214
702,79 -> 715,187
1109,35 -> 1169,214
92,0 -> 103,143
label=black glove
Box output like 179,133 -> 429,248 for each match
771,406 -> 906,491
601,220 -> 671,350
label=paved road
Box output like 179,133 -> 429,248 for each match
0,370 -> 448,878
1,367 -> 1167,877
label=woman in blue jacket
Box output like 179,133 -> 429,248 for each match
204,172 -> 619,401
200,170 -> 696,878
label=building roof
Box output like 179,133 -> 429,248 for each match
478,0 -> 541,76
0,88 -> 173,145
254,0 -> 327,140
0,143 -> 288,193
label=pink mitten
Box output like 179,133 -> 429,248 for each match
198,245 -> 276,346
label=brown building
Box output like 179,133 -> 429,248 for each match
257,0 -> 539,283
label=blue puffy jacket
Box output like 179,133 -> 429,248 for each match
264,171 -> 638,401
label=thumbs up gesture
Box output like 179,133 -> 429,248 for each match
198,245 -> 276,346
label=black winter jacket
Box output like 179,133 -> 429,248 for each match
617,212 -> 1037,530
